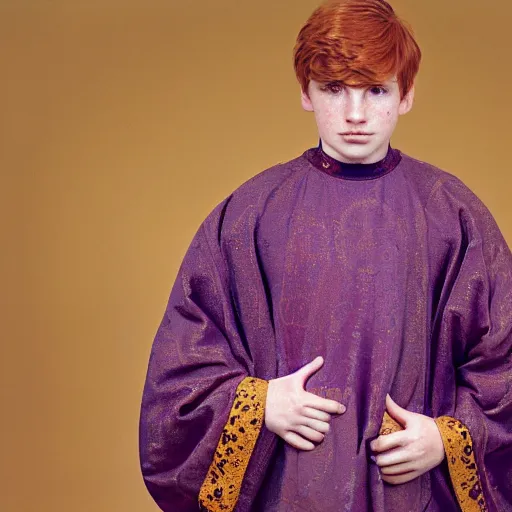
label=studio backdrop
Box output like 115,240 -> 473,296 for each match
1,1 -> 510,511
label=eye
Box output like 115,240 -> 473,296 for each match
369,86 -> 388,95
321,82 -> 344,94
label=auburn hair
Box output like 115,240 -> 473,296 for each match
293,0 -> 421,98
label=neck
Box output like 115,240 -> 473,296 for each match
304,141 -> 402,181
319,139 -> 388,165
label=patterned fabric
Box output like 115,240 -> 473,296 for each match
199,378 -> 268,512
377,411 -> 488,512
378,411 -> 403,436
199,405 -> 488,512
435,416 -> 488,512
140,149 -> 512,511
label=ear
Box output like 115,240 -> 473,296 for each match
398,83 -> 415,115
301,87 -> 314,112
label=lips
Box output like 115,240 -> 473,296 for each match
341,133 -> 373,144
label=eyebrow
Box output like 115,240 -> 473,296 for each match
319,80 -> 394,89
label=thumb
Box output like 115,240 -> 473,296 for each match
294,356 -> 324,385
385,394 -> 411,427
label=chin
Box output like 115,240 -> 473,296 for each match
336,148 -> 377,164
333,143 -> 386,164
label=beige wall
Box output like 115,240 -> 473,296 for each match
1,1 -> 510,511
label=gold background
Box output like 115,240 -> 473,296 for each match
1,0 -> 510,510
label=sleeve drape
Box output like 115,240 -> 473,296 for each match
428,177 -> 512,512
139,199 -> 274,512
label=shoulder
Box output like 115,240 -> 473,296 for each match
200,152 -> 309,239
399,154 -> 507,252
398,153 -> 507,246
399,152 -> 454,182
398,152 -> 489,212
229,153 -> 308,202
397,153 -> 463,202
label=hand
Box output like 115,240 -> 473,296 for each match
265,356 -> 346,451
370,395 -> 445,485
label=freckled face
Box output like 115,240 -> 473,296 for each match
301,78 -> 414,164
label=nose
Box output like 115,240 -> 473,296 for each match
344,89 -> 367,124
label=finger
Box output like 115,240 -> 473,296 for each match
381,471 -> 419,485
301,417 -> 330,434
304,392 -> 345,414
385,395 -> 410,428
379,461 -> 417,476
374,447 -> 411,467
302,406 -> 331,422
370,431 -> 407,453
291,425 -> 325,443
294,356 -> 324,385
283,432 -> 315,451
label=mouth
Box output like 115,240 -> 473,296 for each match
340,132 -> 373,144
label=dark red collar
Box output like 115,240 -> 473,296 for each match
304,142 -> 402,180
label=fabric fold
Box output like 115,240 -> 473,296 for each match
139,198 -> 277,512
140,150 -> 512,511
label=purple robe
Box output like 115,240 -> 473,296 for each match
139,145 -> 512,511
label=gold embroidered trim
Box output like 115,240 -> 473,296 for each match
198,377 -> 268,512
434,416 -> 488,512
379,411 -> 403,436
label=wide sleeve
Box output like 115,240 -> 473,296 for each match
427,177 -> 512,512
139,199 -> 275,512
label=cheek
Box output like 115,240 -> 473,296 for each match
376,107 -> 398,126
376,110 -> 391,124
320,103 -> 336,120
316,98 -> 339,124
371,97 -> 400,122
315,109 -> 336,128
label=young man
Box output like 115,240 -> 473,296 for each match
139,1 -> 512,511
